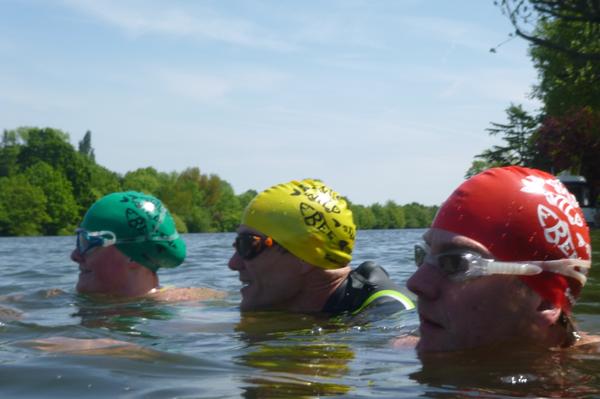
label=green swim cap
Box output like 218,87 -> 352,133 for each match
81,191 -> 186,272
242,179 -> 355,269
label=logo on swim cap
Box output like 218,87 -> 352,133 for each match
81,191 -> 186,272
520,175 -> 590,259
242,179 -> 355,269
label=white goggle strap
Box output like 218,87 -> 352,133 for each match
482,261 -> 542,277
116,231 -> 180,244
84,230 -> 118,247
417,242 -> 590,286
530,259 -> 591,286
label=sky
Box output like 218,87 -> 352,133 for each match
0,0 -> 541,206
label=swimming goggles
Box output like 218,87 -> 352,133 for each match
76,228 -> 118,255
414,243 -> 590,285
233,233 -> 273,260
76,228 -> 180,256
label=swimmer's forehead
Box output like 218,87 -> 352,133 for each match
422,228 -> 492,257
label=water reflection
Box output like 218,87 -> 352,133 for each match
72,295 -> 176,337
0,230 -> 598,398
411,344 -> 600,398
235,312 -> 353,397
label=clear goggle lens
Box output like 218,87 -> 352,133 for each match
414,243 -> 590,285
76,228 -> 117,255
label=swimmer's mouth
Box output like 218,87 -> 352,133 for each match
79,266 -> 92,275
419,314 -> 444,330
239,277 -> 251,288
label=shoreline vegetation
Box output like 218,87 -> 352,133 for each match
0,127 -> 438,237
4,6 -> 600,237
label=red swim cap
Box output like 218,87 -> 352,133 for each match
432,166 -> 591,313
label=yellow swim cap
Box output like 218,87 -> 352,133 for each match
242,179 -> 355,269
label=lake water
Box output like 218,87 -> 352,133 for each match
1,229 -> 599,398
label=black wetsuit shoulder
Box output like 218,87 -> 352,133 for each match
321,261 -> 414,315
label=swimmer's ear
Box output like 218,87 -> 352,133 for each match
535,300 -> 562,327
126,259 -> 143,270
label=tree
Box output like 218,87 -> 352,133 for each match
528,19 -> 600,115
403,203 -> 438,228
0,131 -> 21,177
465,159 -> 497,179
350,204 -> 376,230
78,130 -> 96,162
17,127 -> 95,213
498,0 -> 600,62
534,107 -> 600,194
481,104 -> 539,165
123,167 -> 164,195
88,163 -> 122,201
383,200 -> 406,229
210,180 -> 242,232
466,104 -> 539,177
238,189 -> 258,211
0,174 -> 49,236
24,162 -> 80,235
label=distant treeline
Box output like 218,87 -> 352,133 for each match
0,127 -> 437,236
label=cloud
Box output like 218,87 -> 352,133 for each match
158,71 -> 232,102
435,67 -> 539,106
62,0 -> 295,51
156,67 -> 288,102
0,78 -> 80,112
396,15 -> 497,52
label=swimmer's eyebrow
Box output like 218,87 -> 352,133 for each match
436,242 -> 479,253
431,241 -> 488,257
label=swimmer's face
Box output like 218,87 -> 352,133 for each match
71,245 -> 133,296
228,225 -> 309,311
407,228 -> 542,353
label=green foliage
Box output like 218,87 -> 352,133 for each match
210,180 -> 242,232
171,212 -> 188,234
238,189 -> 258,211
483,1 -> 600,196
0,141 -> 20,177
122,167 -> 164,195
89,163 -> 122,201
468,104 -> 539,177
403,202 -> 438,228
465,159 -> 497,179
530,18 -> 600,116
0,174 -> 49,236
24,162 -> 79,235
16,127 -> 96,213
351,201 -> 435,230
350,204 -> 376,230
0,125 -> 438,236
155,168 -> 246,233
498,0 -> 600,63
78,130 -> 95,162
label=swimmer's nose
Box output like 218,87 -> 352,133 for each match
407,262 -> 441,300
71,248 -> 83,263
228,252 -> 245,271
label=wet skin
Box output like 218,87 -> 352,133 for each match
407,228 -> 545,353
228,225 -> 311,311
71,246 -> 149,296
